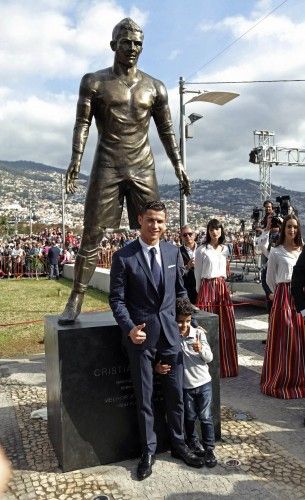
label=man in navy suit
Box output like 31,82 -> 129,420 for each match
48,242 -> 61,280
291,247 -> 305,316
291,248 -> 305,426
109,201 -> 204,480
179,225 -> 197,305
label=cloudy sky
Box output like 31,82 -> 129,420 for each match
1,0 -> 305,195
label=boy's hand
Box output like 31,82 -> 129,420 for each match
193,332 -> 202,353
155,361 -> 171,375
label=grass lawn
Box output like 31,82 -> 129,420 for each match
0,278 -> 110,358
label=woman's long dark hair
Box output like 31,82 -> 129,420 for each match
206,218 -> 225,246
277,214 -> 303,247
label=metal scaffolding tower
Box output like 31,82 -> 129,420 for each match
249,130 -> 305,204
252,130 -> 274,204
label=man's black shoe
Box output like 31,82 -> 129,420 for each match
187,439 -> 205,457
171,445 -> 204,468
137,453 -> 155,481
205,448 -> 217,468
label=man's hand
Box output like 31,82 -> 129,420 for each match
155,361 -> 171,375
186,258 -> 195,270
174,164 -> 191,196
66,160 -> 81,194
128,323 -> 146,344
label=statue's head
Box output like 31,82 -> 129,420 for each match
111,18 -> 144,68
112,18 -> 143,42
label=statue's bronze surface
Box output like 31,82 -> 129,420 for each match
59,18 -> 190,324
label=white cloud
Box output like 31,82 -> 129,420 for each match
0,0 -> 147,170
168,4 -> 305,191
168,49 -> 181,61
2,0 -> 305,197
0,1 -> 148,80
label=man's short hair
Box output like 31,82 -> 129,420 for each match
139,200 -> 167,215
181,224 -> 193,233
263,200 -> 273,208
176,297 -> 195,317
112,18 -> 143,41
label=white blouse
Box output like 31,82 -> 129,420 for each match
266,245 -> 302,292
194,244 -> 230,292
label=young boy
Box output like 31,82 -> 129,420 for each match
155,297 -> 217,468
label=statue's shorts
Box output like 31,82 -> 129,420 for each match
81,163 -> 160,247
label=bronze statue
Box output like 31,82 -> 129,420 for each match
59,18 -> 190,324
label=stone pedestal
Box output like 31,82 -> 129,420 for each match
45,310 -> 220,471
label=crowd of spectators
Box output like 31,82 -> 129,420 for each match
0,227 -> 79,279
0,225 -> 255,280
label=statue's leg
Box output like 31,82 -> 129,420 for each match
58,166 -> 123,325
58,242 -> 101,325
126,165 -> 160,229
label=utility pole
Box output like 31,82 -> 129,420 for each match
14,213 -> 18,235
29,196 -> 32,237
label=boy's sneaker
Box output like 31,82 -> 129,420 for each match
188,439 -> 205,457
204,448 -> 217,468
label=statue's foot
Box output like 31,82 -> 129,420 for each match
58,291 -> 84,325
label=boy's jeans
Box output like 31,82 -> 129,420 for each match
183,381 -> 215,449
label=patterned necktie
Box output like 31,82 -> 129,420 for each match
149,247 -> 162,292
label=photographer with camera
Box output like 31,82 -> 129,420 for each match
255,201 -> 282,325
260,200 -> 274,230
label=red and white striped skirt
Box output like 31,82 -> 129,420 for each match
260,282 -> 305,399
196,277 -> 238,378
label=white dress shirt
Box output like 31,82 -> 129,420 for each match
194,244 -> 230,292
266,245 -> 302,293
138,237 -> 163,279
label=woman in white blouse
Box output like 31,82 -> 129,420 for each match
260,214 -> 305,399
195,219 -> 238,378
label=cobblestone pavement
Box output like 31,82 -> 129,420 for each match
1,303 -> 305,499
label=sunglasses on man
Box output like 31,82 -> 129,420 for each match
182,232 -> 193,237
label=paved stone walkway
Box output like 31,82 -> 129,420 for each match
1,304 -> 305,499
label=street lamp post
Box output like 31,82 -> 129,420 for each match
179,77 -> 187,227
179,76 -> 239,228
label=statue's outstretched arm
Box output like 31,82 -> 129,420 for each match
66,74 -> 95,194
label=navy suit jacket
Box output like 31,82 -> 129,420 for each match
109,239 -> 187,349
291,247 -> 305,313
48,246 -> 61,265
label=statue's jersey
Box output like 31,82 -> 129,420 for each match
73,67 -> 179,170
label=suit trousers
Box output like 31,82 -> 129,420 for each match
126,332 -> 185,454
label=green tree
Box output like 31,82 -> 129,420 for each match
0,215 -> 9,236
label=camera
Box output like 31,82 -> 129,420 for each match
251,207 -> 262,222
250,207 -> 263,232
270,215 -> 282,228
275,195 -> 291,217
